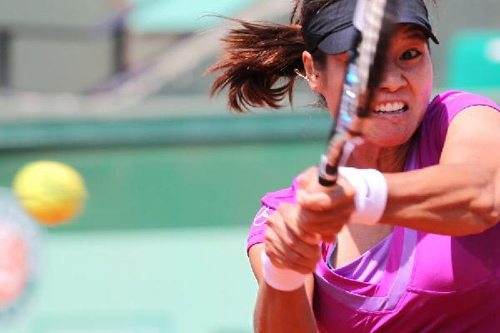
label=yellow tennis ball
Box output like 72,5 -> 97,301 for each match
12,161 -> 87,225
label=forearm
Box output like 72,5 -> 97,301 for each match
254,282 -> 317,333
383,164 -> 500,236
249,245 -> 318,332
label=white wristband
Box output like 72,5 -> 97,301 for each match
261,251 -> 306,291
338,167 -> 388,225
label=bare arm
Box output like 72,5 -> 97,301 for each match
383,106 -> 500,235
249,244 -> 317,333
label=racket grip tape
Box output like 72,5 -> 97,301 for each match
318,154 -> 338,187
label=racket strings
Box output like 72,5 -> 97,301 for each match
357,0 -> 387,105
335,0 -> 387,140
319,0 -> 395,187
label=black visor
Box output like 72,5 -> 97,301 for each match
303,0 -> 439,55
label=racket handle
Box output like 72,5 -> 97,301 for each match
318,137 -> 362,187
318,154 -> 338,187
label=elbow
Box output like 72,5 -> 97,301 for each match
475,209 -> 500,233
466,206 -> 499,235
483,202 -> 500,229
470,177 -> 500,232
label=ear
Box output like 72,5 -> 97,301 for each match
302,51 -> 321,93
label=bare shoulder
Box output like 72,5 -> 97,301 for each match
451,105 -> 500,127
441,105 -> 500,165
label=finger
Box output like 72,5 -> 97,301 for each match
299,203 -> 355,224
265,228 -> 302,270
269,244 -> 318,274
266,208 -> 320,271
298,207 -> 352,235
297,187 -> 355,212
297,190 -> 336,211
267,210 -> 290,239
275,223 -> 321,271
284,224 -> 321,262
297,167 -> 318,191
266,239 -> 318,274
264,242 -> 287,269
278,203 -> 320,245
282,260 -> 317,275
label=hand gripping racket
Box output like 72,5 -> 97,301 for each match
261,0 -> 400,292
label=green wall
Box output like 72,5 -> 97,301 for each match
0,113 -> 329,332
0,113 -> 330,232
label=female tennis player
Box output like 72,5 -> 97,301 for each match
209,0 -> 500,331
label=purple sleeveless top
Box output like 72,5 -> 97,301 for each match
246,91 -> 500,332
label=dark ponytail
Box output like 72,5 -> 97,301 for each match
206,20 -> 305,112
206,0 -> 336,112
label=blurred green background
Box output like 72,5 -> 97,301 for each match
0,0 -> 499,332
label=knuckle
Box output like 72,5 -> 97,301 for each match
302,166 -> 317,178
284,237 -> 294,249
267,214 -> 280,228
264,229 -> 275,243
307,166 -> 318,173
278,203 -> 292,213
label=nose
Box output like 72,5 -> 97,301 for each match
378,61 -> 406,92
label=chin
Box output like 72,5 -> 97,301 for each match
364,119 -> 417,148
365,132 -> 413,148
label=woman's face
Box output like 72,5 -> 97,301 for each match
315,24 -> 434,147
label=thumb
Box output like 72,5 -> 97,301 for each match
297,167 -> 318,192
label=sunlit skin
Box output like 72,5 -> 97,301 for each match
251,23 -> 500,333
298,23 -> 435,267
304,24 -> 434,172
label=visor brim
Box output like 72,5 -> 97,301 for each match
316,22 -> 439,55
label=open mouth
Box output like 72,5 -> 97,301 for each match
372,102 -> 409,115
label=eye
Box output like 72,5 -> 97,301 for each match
400,49 -> 422,61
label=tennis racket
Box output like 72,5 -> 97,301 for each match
260,0 -> 401,292
318,0 -> 399,187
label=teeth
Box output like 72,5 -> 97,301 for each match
374,102 -> 406,113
